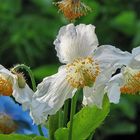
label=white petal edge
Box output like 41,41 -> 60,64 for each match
12,81 -> 34,111
94,45 -> 132,71
129,46 -> 140,69
30,67 -> 77,125
132,46 -> 140,58
54,23 -> 99,64
106,73 -> 123,104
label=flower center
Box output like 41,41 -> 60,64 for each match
0,113 -> 17,134
56,0 -> 91,20
66,57 -> 100,88
120,67 -> 140,94
0,75 -> 13,96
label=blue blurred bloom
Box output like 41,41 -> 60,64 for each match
0,96 -> 48,136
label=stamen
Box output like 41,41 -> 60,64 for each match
0,76 -> 13,96
120,67 -> 140,94
56,0 -> 91,20
66,57 -> 100,88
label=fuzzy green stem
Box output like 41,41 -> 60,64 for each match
68,91 -> 79,140
13,64 -> 44,136
58,109 -> 63,128
63,99 -> 69,127
38,125 -> 44,136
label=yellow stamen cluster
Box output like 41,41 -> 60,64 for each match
0,76 -> 13,96
56,0 -> 91,20
0,113 -> 17,134
120,67 -> 140,94
66,57 -> 100,88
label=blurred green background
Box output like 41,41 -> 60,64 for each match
0,0 -> 140,139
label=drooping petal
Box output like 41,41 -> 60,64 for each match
94,45 -> 132,71
12,81 -> 34,111
30,67 -> 76,125
106,73 -> 123,104
83,71 -> 111,108
83,85 -> 105,108
54,24 -> 98,64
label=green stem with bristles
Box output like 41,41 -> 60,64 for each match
13,64 -> 44,136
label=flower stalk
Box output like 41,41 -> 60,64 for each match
12,64 -> 44,136
68,90 -> 79,140
63,99 -> 70,127
58,109 -> 63,128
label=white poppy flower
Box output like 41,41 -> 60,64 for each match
30,24 -> 131,124
107,46 -> 140,103
0,65 -> 34,110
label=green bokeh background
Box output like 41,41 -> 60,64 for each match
0,0 -> 140,139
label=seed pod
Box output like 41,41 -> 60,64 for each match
17,73 -> 26,88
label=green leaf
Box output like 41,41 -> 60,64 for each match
55,96 -> 110,140
32,136 -> 48,140
55,128 -> 69,140
0,134 -> 48,140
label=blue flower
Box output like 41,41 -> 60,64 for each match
0,96 -> 48,136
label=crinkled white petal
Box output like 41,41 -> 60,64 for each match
132,46 -> 140,57
0,65 -> 15,79
129,46 -> 140,69
30,67 -> 76,125
94,45 -> 132,71
83,85 -> 105,109
54,23 -> 98,64
12,80 -> 34,111
106,73 -> 123,104
83,70 -> 111,108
